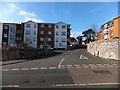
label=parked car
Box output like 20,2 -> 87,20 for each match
78,44 -> 87,49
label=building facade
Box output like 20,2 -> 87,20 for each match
2,23 -> 17,48
99,16 -> 120,40
1,21 -> 71,49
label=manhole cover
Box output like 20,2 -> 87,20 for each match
93,70 -> 112,74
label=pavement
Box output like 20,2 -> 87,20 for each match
1,49 -> 120,88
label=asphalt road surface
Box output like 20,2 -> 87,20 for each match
2,49 -> 120,88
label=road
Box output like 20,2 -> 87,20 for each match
2,49 -> 120,88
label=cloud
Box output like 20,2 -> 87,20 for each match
19,10 -> 36,17
71,32 -> 82,38
7,4 -> 20,13
5,3 -> 43,23
24,17 -> 44,22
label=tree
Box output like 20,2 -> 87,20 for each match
19,42 -> 28,49
76,36 -> 82,44
82,29 -> 95,43
91,24 -> 98,33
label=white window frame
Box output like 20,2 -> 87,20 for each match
26,24 -> 31,28
34,31 -> 36,35
48,31 -> 51,35
4,25 -> 8,30
48,38 -> 51,41
3,34 -> 7,38
3,42 -> 7,46
40,37 -> 44,41
48,25 -> 52,28
40,31 -> 44,34
62,25 -> 66,29
41,24 -> 44,28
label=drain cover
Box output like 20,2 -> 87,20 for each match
93,70 -> 112,74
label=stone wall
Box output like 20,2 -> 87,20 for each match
87,39 -> 120,60
2,48 -> 54,61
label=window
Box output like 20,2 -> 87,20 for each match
10,35 -> 12,40
56,25 -> 58,29
25,37 -> 30,42
62,25 -> 66,29
56,31 -> 58,35
16,30 -> 22,33
13,29 -> 15,33
62,32 -> 66,35
61,38 -> 66,42
48,38 -> 51,41
48,25 -> 52,28
40,31 -> 44,34
40,44 -> 43,48
16,37 -> 22,40
40,38 -> 44,41
34,24 -> 36,28
26,24 -> 30,28
104,29 -> 108,35
3,42 -> 7,46
47,45 -> 51,49
26,30 -> 30,34
10,28 -> 12,32
48,31 -> 51,35
41,24 -> 44,28
3,34 -> 7,38
56,38 -> 58,42
33,37 -> 36,41
4,25 -> 8,30
34,31 -> 36,35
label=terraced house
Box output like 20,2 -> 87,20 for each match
99,16 -> 120,40
1,20 -> 71,49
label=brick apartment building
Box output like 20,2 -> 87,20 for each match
99,16 -> 120,40
1,20 -> 71,49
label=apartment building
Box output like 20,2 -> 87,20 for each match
2,23 -> 17,48
99,16 -> 120,40
1,20 -> 71,49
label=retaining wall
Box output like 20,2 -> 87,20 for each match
87,39 -> 120,60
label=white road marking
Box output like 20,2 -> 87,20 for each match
31,68 -> 39,70
98,65 -> 105,67
60,65 -> 65,67
0,85 -> 19,88
80,55 -> 88,60
3,69 -> 9,71
67,65 -> 72,67
11,69 -> 19,71
40,67 -> 47,70
49,67 -> 57,69
74,64 -> 80,67
21,68 -> 29,70
54,83 -> 120,87
58,58 -> 65,68
89,64 -> 95,66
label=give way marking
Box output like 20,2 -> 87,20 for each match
80,55 -> 88,60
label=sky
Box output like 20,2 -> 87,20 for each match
0,2 -> 118,38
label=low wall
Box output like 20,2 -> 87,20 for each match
87,39 -> 120,60
2,48 -> 54,61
